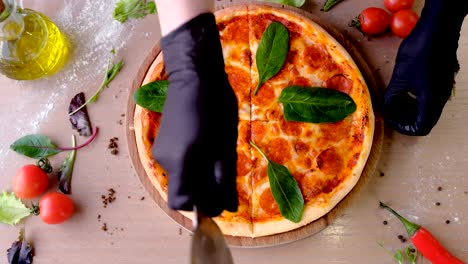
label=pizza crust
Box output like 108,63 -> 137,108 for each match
133,3 -> 375,238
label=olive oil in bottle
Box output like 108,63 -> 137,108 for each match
0,0 -> 69,80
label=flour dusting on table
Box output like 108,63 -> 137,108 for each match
0,0 -> 136,169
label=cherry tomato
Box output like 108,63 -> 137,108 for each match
384,0 -> 416,13
39,192 -> 74,224
390,10 -> 419,38
355,7 -> 391,35
13,164 -> 49,199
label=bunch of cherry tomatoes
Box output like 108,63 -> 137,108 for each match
13,164 -> 74,224
352,0 -> 419,38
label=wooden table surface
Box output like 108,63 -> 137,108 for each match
1,0 -> 467,263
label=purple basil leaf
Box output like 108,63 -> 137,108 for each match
58,135 -> 76,195
7,228 -> 33,264
69,92 -> 93,137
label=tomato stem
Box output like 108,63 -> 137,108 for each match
36,157 -> 53,173
379,201 -> 420,237
30,203 -> 39,216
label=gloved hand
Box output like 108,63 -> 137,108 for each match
152,13 -> 239,217
383,0 -> 468,136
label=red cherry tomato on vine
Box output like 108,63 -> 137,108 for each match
353,7 -> 391,35
384,0 -> 416,13
390,10 -> 419,38
13,164 -> 49,199
39,192 -> 74,224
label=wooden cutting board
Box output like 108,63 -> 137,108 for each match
126,3 -> 384,248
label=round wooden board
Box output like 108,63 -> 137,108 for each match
126,3 -> 384,248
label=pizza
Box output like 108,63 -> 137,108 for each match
133,4 -> 375,238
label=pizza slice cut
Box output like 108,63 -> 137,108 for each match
248,5 -> 367,123
213,120 -> 254,236
250,117 -> 373,237
216,5 -> 252,121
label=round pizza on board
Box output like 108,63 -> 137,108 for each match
133,4 -> 375,238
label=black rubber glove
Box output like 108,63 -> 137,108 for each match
383,0 -> 468,136
151,13 -> 239,217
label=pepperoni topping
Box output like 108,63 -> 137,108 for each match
298,175 -> 322,203
294,140 -> 310,155
219,16 -> 249,43
326,74 -> 353,94
237,152 -> 251,177
280,120 -> 303,136
265,138 -> 291,164
252,121 -> 267,143
238,121 -> 251,145
304,45 -> 332,71
317,121 -> 351,147
226,65 -> 250,102
322,178 -> 341,194
265,109 -> 282,120
253,82 -> 275,106
253,160 -> 268,183
290,77 -> 311,87
259,188 -> 280,216
347,152 -> 361,169
316,148 -> 343,175
250,14 -> 302,40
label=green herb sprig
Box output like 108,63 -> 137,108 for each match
322,0 -> 345,11
69,51 -> 124,116
263,0 -> 306,8
113,0 -> 156,23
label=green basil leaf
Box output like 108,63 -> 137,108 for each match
278,86 -> 356,123
322,0 -> 344,11
0,192 -> 31,226
133,80 -> 169,113
263,0 -> 306,8
254,22 -> 289,95
10,135 -> 61,159
250,142 -> 304,223
58,135 -> 77,195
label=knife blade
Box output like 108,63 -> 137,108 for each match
191,206 -> 234,264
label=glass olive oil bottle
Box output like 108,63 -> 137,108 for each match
0,0 -> 69,80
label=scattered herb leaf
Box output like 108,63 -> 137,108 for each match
250,141 -> 304,222
10,128 -> 99,159
322,0 -> 344,11
133,80 -> 168,113
0,192 -> 31,225
10,135 -> 60,159
7,228 -> 33,264
58,135 -> 77,195
278,86 -> 357,123
394,249 -> 404,264
254,21 -> 289,95
405,246 -> 417,264
262,0 -> 306,8
113,0 -> 156,23
69,51 -> 124,115
69,92 -> 93,137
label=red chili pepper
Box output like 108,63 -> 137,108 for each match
380,202 -> 465,264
